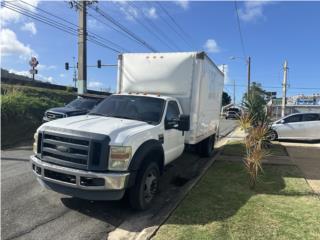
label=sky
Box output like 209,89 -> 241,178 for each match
1,0 -> 320,103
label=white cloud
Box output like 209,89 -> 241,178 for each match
120,5 -> 139,21
88,19 -> 103,30
175,0 -> 189,10
144,7 -> 158,19
59,73 -> 65,78
218,65 -> 229,83
88,81 -> 104,89
0,0 -> 40,26
203,39 -> 220,53
238,1 -> 271,22
37,64 -> 56,70
8,68 -> 54,83
21,22 -> 37,35
0,28 -> 35,59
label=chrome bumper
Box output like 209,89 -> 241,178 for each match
30,155 -> 130,191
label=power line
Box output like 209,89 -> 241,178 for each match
112,1 -> 175,51
2,1 -> 122,53
154,1 -> 194,49
71,1 -> 132,51
89,4 -> 157,52
127,1 -> 180,51
156,1 -> 196,49
234,1 -> 247,59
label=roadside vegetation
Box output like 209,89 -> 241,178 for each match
154,155 -> 320,240
1,84 -> 75,147
239,82 -> 273,188
222,140 -> 287,157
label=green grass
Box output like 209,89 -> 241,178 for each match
154,161 -> 320,240
222,140 -> 288,156
1,84 -> 76,147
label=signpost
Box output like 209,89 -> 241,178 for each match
29,57 -> 39,81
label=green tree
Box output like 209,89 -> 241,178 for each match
222,91 -> 231,106
242,82 -> 268,125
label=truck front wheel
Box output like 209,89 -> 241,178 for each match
198,135 -> 215,157
128,161 -> 160,210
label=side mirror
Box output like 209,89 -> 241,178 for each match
280,119 -> 285,124
178,114 -> 190,131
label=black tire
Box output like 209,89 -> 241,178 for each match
198,135 -> 215,157
128,161 -> 160,210
268,130 -> 278,141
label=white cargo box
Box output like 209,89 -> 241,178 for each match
117,52 -> 224,144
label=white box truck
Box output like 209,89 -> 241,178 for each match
31,52 -> 224,210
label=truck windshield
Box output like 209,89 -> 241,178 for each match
66,98 -> 98,110
89,95 -> 165,125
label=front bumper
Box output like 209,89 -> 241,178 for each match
30,155 -> 130,200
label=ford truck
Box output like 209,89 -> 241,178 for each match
31,52 -> 224,210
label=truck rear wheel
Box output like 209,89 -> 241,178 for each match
198,135 -> 215,157
128,161 -> 160,210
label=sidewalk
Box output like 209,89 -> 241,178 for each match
281,142 -> 320,195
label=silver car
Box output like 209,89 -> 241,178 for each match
269,113 -> 320,141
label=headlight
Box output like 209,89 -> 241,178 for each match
33,132 -> 38,154
108,146 -> 132,171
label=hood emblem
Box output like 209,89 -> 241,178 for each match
57,145 -> 70,153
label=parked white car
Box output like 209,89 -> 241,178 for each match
269,113 -> 320,141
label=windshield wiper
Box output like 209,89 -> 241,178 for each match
88,112 -> 107,117
110,115 -> 136,120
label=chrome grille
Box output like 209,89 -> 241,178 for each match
42,133 -> 90,168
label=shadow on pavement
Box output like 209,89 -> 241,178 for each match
59,150 -> 216,233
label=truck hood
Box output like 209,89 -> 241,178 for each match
47,107 -> 87,115
40,115 -> 154,145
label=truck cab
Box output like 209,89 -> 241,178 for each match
32,94 -> 190,210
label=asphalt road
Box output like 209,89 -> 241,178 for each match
1,119 -> 237,240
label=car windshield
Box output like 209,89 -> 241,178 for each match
89,95 -> 165,125
66,98 -> 98,110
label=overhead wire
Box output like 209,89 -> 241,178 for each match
151,1 -> 192,49
88,4 -> 157,52
2,1 -> 123,53
126,1 -> 180,51
156,1 -> 196,49
234,1 -> 247,59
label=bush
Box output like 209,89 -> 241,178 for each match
1,84 -> 76,147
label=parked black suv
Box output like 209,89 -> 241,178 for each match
43,95 -> 105,122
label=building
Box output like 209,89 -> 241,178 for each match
268,94 -> 320,119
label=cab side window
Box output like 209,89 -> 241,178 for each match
302,114 -> 320,122
165,101 -> 180,121
285,114 -> 302,123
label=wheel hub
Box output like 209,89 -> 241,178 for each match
143,170 -> 158,203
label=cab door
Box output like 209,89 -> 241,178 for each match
163,101 -> 185,164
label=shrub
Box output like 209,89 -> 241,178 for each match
1,84 -> 76,147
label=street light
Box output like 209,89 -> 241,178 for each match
230,56 -> 251,98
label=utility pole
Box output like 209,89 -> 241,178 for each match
233,79 -> 236,104
281,60 -> 288,117
77,0 -> 87,94
247,56 -> 251,97
72,56 -> 77,88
